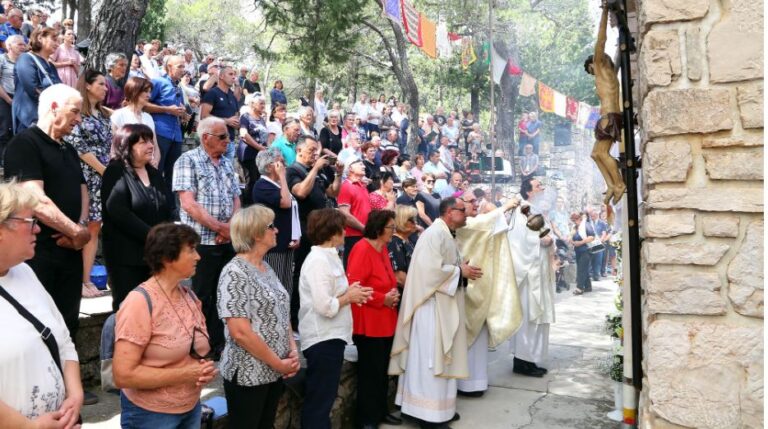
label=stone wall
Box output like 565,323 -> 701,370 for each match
635,0 -> 764,428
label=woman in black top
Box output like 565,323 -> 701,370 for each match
318,109 -> 343,155
101,124 -> 172,311
388,205 -> 418,293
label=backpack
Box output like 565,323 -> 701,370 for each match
99,286 -> 152,392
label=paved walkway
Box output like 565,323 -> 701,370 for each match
82,278 -> 621,428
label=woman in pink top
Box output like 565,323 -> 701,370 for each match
114,223 -> 218,428
51,29 -> 82,88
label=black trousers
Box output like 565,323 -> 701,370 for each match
27,244 -> 83,340
353,334 -> 394,426
223,374 -> 284,429
240,158 -> 260,206
107,263 -> 150,312
301,339 -> 346,429
575,251 -> 593,292
291,237 -> 312,331
0,97 -> 13,161
193,243 -> 235,352
343,236 -> 362,269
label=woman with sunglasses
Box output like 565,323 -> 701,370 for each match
113,223 -> 218,429
388,205 -> 418,292
217,204 -> 299,428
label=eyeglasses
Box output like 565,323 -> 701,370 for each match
266,223 -> 276,230
5,216 -> 38,232
451,207 -> 466,213
204,132 -> 229,141
384,224 -> 396,230
425,180 -> 435,184
408,217 -> 417,223
190,327 -> 216,360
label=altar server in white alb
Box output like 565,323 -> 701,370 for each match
389,197 -> 482,428
507,178 -> 556,377
455,192 -> 523,396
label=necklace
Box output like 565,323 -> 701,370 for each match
154,276 -> 200,337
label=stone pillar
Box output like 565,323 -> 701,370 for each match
636,0 -> 764,427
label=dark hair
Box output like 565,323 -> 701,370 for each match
273,79 -> 283,89
363,209 -> 395,239
381,150 -> 399,166
113,124 -> 156,172
269,104 -> 286,122
307,208 -> 345,245
144,223 -> 200,274
520,177 -> 534,201
402,178 -> 418,189
123,76 -> 153,104
439,197 -> 458,216
368,171 -> 394,193
296,134 -> 317,150
361,142 -> 375,154
473,188 -> 486,199
76,69 -> 105,117
428,150 -> 440,159
584,54 -> 615,74
28,27 -> 58,52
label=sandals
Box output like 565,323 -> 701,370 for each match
82,282 -> 105,298
573,288 -> 584,295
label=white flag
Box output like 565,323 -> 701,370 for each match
554,91 -> 567,117
491,46 -> 506,84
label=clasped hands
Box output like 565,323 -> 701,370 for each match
460,260 -> 483,281
53,224 -> 91,250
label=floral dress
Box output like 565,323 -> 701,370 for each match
64,111 -> 112,221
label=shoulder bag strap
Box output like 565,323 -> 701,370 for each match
27,53 -> 54,87
0,284 -> 63,375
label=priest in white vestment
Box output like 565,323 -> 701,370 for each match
456,193 -> 523,395
389,197 -> 482,428
507,178 -> 556,377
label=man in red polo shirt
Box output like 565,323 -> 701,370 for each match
338,159 -> 371,267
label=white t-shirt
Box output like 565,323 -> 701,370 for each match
352,102 -> 370,122
110,108 -> 157,159
0,264 -> 78,419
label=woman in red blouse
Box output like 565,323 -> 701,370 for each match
368,171 -> 397,211
346,209 -> 401,428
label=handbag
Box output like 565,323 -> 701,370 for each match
587,237 -> 605,254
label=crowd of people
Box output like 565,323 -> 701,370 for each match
0,7 -> 619,429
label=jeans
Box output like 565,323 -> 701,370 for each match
193,243 -> 235,352
301,339 -> 346,429
591,250 -> 605,279
157,135 -> 183,213
120,393 -> 201,429
224,140 -> 236,164
576,251 -> 592,292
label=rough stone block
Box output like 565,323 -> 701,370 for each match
703,149 -> 764,180
640,30 -> 682,87
646,320 -> 763,428
685,28 -> 702,81
647,188 -> 763,212
644,139 -> 692,183
645,269 -> 725,315
701,133 -> 764,148
644,241 -> 729,265
708,0 -> 764,83
643,89 -> 734,137
702,214 -> 740,237
640,0 -> 709,25
727,220 -> 764,318
737,83 -> 764,129
644,212 -> 695,237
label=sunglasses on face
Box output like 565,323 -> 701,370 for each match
266,223 -> 276,230
425,180 -> 435,184
205,132 -> 229,141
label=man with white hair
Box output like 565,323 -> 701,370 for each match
139,42 -> 160,79
4,84 -> 92,343
173,116 -> 241,357
0,33 -> 23,155
183,49 -> 197,77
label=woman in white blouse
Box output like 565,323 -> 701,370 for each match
110,76 -> 160,168
0,182 -> 83,428
298,208 -> 372,429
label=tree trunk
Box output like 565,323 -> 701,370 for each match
67,0 -> 77,20
470,84 -> 480,118
62,0 -> 68,21
86,0 -> 149,73
76,0 -> 91,41
493,39 -> 521,160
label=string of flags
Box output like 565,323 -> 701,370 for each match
381,0 -> 601,130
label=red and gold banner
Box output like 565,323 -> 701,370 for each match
538,82 -> 555,113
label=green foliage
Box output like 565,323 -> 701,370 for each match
15,0 -> 55,12
139,0 -> 168,41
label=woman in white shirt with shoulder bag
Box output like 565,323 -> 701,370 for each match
298,208 -> 372,429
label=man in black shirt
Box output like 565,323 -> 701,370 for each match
201,65 -> 239,163
4,84 -> 91,339
286,136 -> 343,328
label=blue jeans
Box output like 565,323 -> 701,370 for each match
225,140 -> 236,164
120,393 -> 201,429
591,250 -> 605,279
301,339 -> 346,429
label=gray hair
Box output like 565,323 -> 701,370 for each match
104,52 -> 127,72
143,43 -> 153,54
298,105 -> 314,119
245,93 -> 266,105
4,34 -> 24,47
255,147 -> 283,176
197,116 -> 226,136
38,84 -> 82,119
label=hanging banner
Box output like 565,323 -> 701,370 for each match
507,59 -> 522,76
539,82 -> 555,112
383,0 -> 401,25
448,32 -> 462,42
577,102 -> 592,127
519,73 -> 536,96
566,97 -> 579,122
585,107 -> 601,129
554,91 -> 567,117
479,41 -> 491,66
401,0 -> 422,47
461,37 -> 477,70
419,15 -> 437,59
436,21 -> 452,58
491,45 -> 506,84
